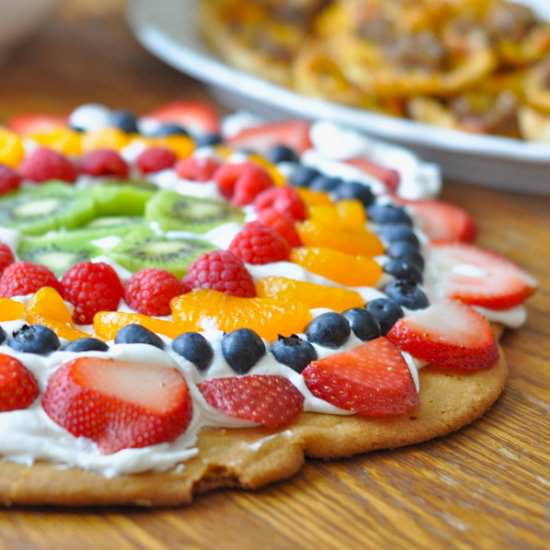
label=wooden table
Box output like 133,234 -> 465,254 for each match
0,3 -> 548,548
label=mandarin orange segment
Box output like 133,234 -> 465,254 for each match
93,311 -> 185,340
155,135 -> 194,159
31,128 -> 82,156
171,290 -> 312,341
290,247 -> 383,287
309,200 -> 366,230
81,128 -> 131,152
0,298 -> 25,321
297,188 -> 332,206
256,277 -> 364,312
0,128 -> 25,168
248,154 -> 286,186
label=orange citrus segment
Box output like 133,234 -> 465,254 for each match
297,188 -> 332,206
256,277 -> 364,312
30,128 -> 82,156
0,298 -> 25,321
309,200 -> 366,230
171,290 -> 312,341
248,154 -> 286,186
94,311 -> 185,340
0,128 -> 25,168
290,247 -> 383,287
81,128 -> 131,152
155,135 -> 194,159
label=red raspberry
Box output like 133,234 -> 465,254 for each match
256,208 -> 302,247
0,244 -> 15,276
0,262 -> 60,297
125,268 -> 186,316
229,222 -> 290,265
0,164 -> 22,195
61,262 -> 124,324
80,148 -> 129,178
136,146 -> 177,173
19,147 -> 77,183
214,162 -> 273,203
0,355 -> 39,412
183,250 -> 256,297
255,186 -> 307,221
176,156 -> 221,182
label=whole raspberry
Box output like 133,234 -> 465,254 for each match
256,208 -> 302,247
0,164 -> 22,195
229,222 -> 290,265
125,268 -> 186,316
19,147 -> 77,183
183,250 -> 256,297
176,156 -> 221,182
136,146 -> 177,173
255,186 -> 307,221
80,148 -> 129,178
0,262 -> 60,297
0,243 -> 15,276
214,162 -> 273,203
61,262 -> 124,324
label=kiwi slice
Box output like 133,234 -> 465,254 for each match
0,182 -> 96,236
71,216 -> 147,239
88,184 -> 154,217
108,228 -> 214,278
145,190 -> 244,233
18,233 -> 102,277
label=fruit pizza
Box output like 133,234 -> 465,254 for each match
0,102 -> 536,506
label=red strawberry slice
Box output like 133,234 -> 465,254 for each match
146,101 -> 220,134
198,375 -> 304,428
302,338 -> 419,417
42,358 -> 192,454
387,300 -> 499,371
9,114 -> 67,135
0,354 -> 39,412
346,157 -> 400,193
431,243 -> 537,310
228,120 -> 312,155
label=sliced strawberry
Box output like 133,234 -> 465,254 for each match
198,375 -> 304,428
9,114 -> 67,135
0,354 -> 39,412
346,157 -> 400,193
145,101 -> 220,134
303,338 -> 419,416
398,199 -> 477,244
42,358 -> 192,454
228,120 -> 312,155
387,300 -> 499,371
431,243 -> 537,310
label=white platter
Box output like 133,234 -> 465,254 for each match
128,0 -> 550,194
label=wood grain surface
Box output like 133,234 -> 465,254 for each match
0,2 -> 548,548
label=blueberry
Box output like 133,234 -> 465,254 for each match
194,132 -> 223,147
332,181 -> 375,207
305,312 -> 350,348
366,299 -> 404,335
0,326 -> 5,345
266,145 -> 299,164
222,328 -> 265,374
387,241 -> 425,271
115,324 -> 164,349
378,225 -> 420,248
384,259 -> 422,283
367,204 -> 412,226
150,123 -> 189,137
310,175 -> 343,192
290,165 -> 319,187
270,334 -> 317,373
68,124 -> 85,133
342,308 -> 381,341
63,338 -> 109,352
110,110 -> 139,133
384,280 -> 429,310
8,324 -> 60,355
172,332 -> 213,371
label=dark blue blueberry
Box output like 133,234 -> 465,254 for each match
194,132 -> 224,147
367,204 -> 412,226
270,334 -> 317,373
8,324 -> 60,355
332,181 -> 375,207
310,175 -> 343,192
110,110 -> 139,133
63,338 -> 109,352
387,241 -> 425,271
342,308 -> 381,341
114,324 -> 164,349
384,280 -> 429,310
384,259 -> 422,283
172,332 -> 213,371
378,225 -> 420,248
305,312 -> 350,348
150,123 -> 190,137
290,165 -> 319,188
266,145 -> 299,164
0,326 -> 5,345
222,328 -> 265,374
366,299 -> 403,335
